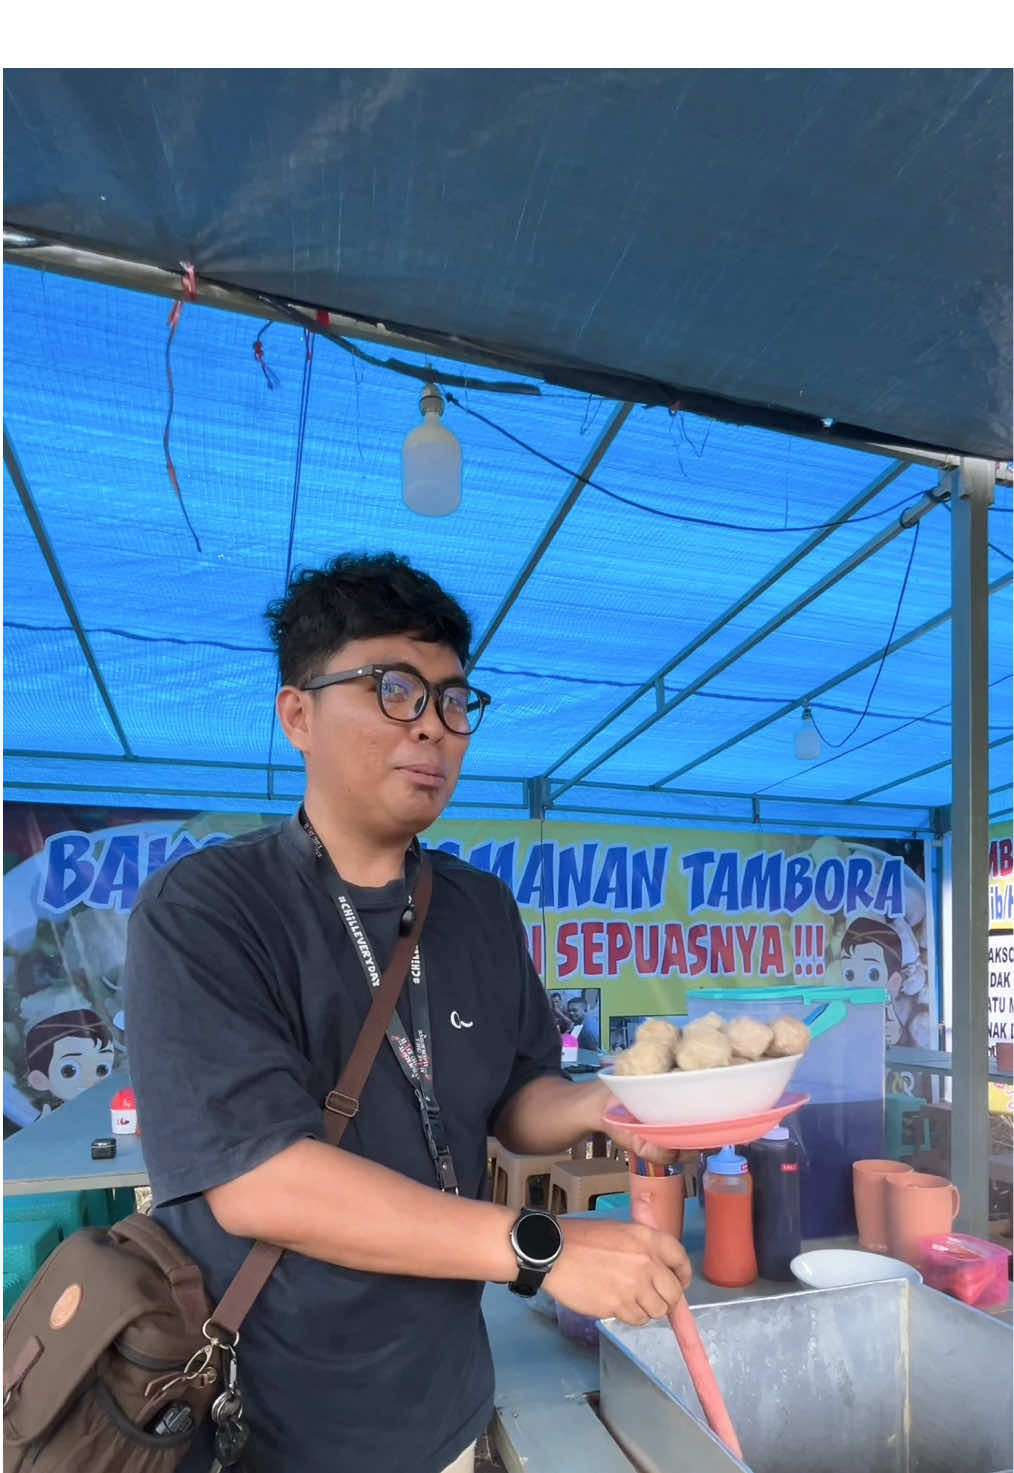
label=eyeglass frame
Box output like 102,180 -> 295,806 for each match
300,663 -> 491,735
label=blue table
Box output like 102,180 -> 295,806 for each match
3,1070 -> 148,1196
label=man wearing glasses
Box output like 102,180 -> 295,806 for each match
126,552 -> 688,1473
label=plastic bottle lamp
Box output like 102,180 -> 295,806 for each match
402,382 -> 462,516
794,707 -> 822,761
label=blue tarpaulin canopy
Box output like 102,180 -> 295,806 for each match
2,68 -> 1012,833
3,265 -> 1011,833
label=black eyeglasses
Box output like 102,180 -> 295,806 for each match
301,664 -> 491,735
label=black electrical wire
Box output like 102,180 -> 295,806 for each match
443,392 -> 943,537
806,521 -> 922,752
222,274 -> 1011,541
223,270 -> 1012,546
248,291 -> 540,397
162,301 -> 202,554
757,673 -> 1013,794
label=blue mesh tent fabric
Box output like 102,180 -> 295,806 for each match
3,267 -> 1011,832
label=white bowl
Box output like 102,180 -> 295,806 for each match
598,1051 -> 803,1124
790,1249 -> 923,1289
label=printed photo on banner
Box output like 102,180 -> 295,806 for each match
547,988 -> 602,1052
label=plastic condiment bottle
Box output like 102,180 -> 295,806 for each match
702,1146 -> 758,1288
747,1126 -> 801,1281
110,1087 -> 138,1135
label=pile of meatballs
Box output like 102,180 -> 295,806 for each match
612,1011 -> 811,1076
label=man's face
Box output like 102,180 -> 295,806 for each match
842,942 -> 897,991
29,1035 -> 114,1102
567,998 -> 587,1023
283,635 -> 470,841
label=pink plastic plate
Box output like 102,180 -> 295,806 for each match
602,1091 -> 810,1148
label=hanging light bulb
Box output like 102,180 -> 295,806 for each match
401,382 -> 462,516
794,706 -> 822,761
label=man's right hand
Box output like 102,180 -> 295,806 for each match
542,1217 -> 692,1326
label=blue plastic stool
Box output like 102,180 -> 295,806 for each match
4,1271 -> 28,1319
3,1192 -> 87,1241
3,1219 -> 60,1282
592,1192 -> 631,1217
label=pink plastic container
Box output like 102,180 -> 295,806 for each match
919,1233 -> 1011,1309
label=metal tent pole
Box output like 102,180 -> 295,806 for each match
949,457 -> 994,1237
467,402 -> 634,670
4,424 -> 134,759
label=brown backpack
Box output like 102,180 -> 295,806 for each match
3,860 -> 431,1472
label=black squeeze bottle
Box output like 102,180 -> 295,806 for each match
747,1126 -> 801,1280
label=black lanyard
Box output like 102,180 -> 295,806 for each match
299,809 -> 458,1193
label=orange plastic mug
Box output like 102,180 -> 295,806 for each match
852,1160 -> 914,1253
628,1167 -> 685,1241
884,1172 -> 961,1269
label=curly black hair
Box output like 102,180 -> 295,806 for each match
265,552 -> 472,689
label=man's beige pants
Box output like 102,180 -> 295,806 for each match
440,1440 -> 476,1472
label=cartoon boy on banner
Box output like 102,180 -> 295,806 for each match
22,986 -> 116,1111
838,916 -> 933,1049
3,983 -> 117,1133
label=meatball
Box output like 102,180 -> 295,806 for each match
726,1016 -> 774,1062
613,1039 -> 675,1076
675,1029 -> 733,1071
765,1015 -> 811,1058
635,1019 -> 682,1064
683,1011 -> 726,1038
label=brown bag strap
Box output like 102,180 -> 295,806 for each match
210,855 -> 433,1337
321,856 -> 433,1146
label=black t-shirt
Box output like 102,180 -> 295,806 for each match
124,817 -> 564,1473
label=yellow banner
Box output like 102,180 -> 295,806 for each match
424,820 -> 932,1052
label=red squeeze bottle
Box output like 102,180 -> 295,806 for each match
702,1147 -> 758,1289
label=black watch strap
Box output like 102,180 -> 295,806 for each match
508,1262 -> 546,1299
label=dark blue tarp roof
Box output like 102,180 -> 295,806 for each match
4,68 -> 1012,459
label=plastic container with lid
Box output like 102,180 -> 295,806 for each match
702,1147 -> 757,1289
919,1233 -> 1012,1309
687,984 -> 888,1237
747,1127 -> 801,1281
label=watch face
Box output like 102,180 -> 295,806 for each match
515,1211 -> 562,1265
